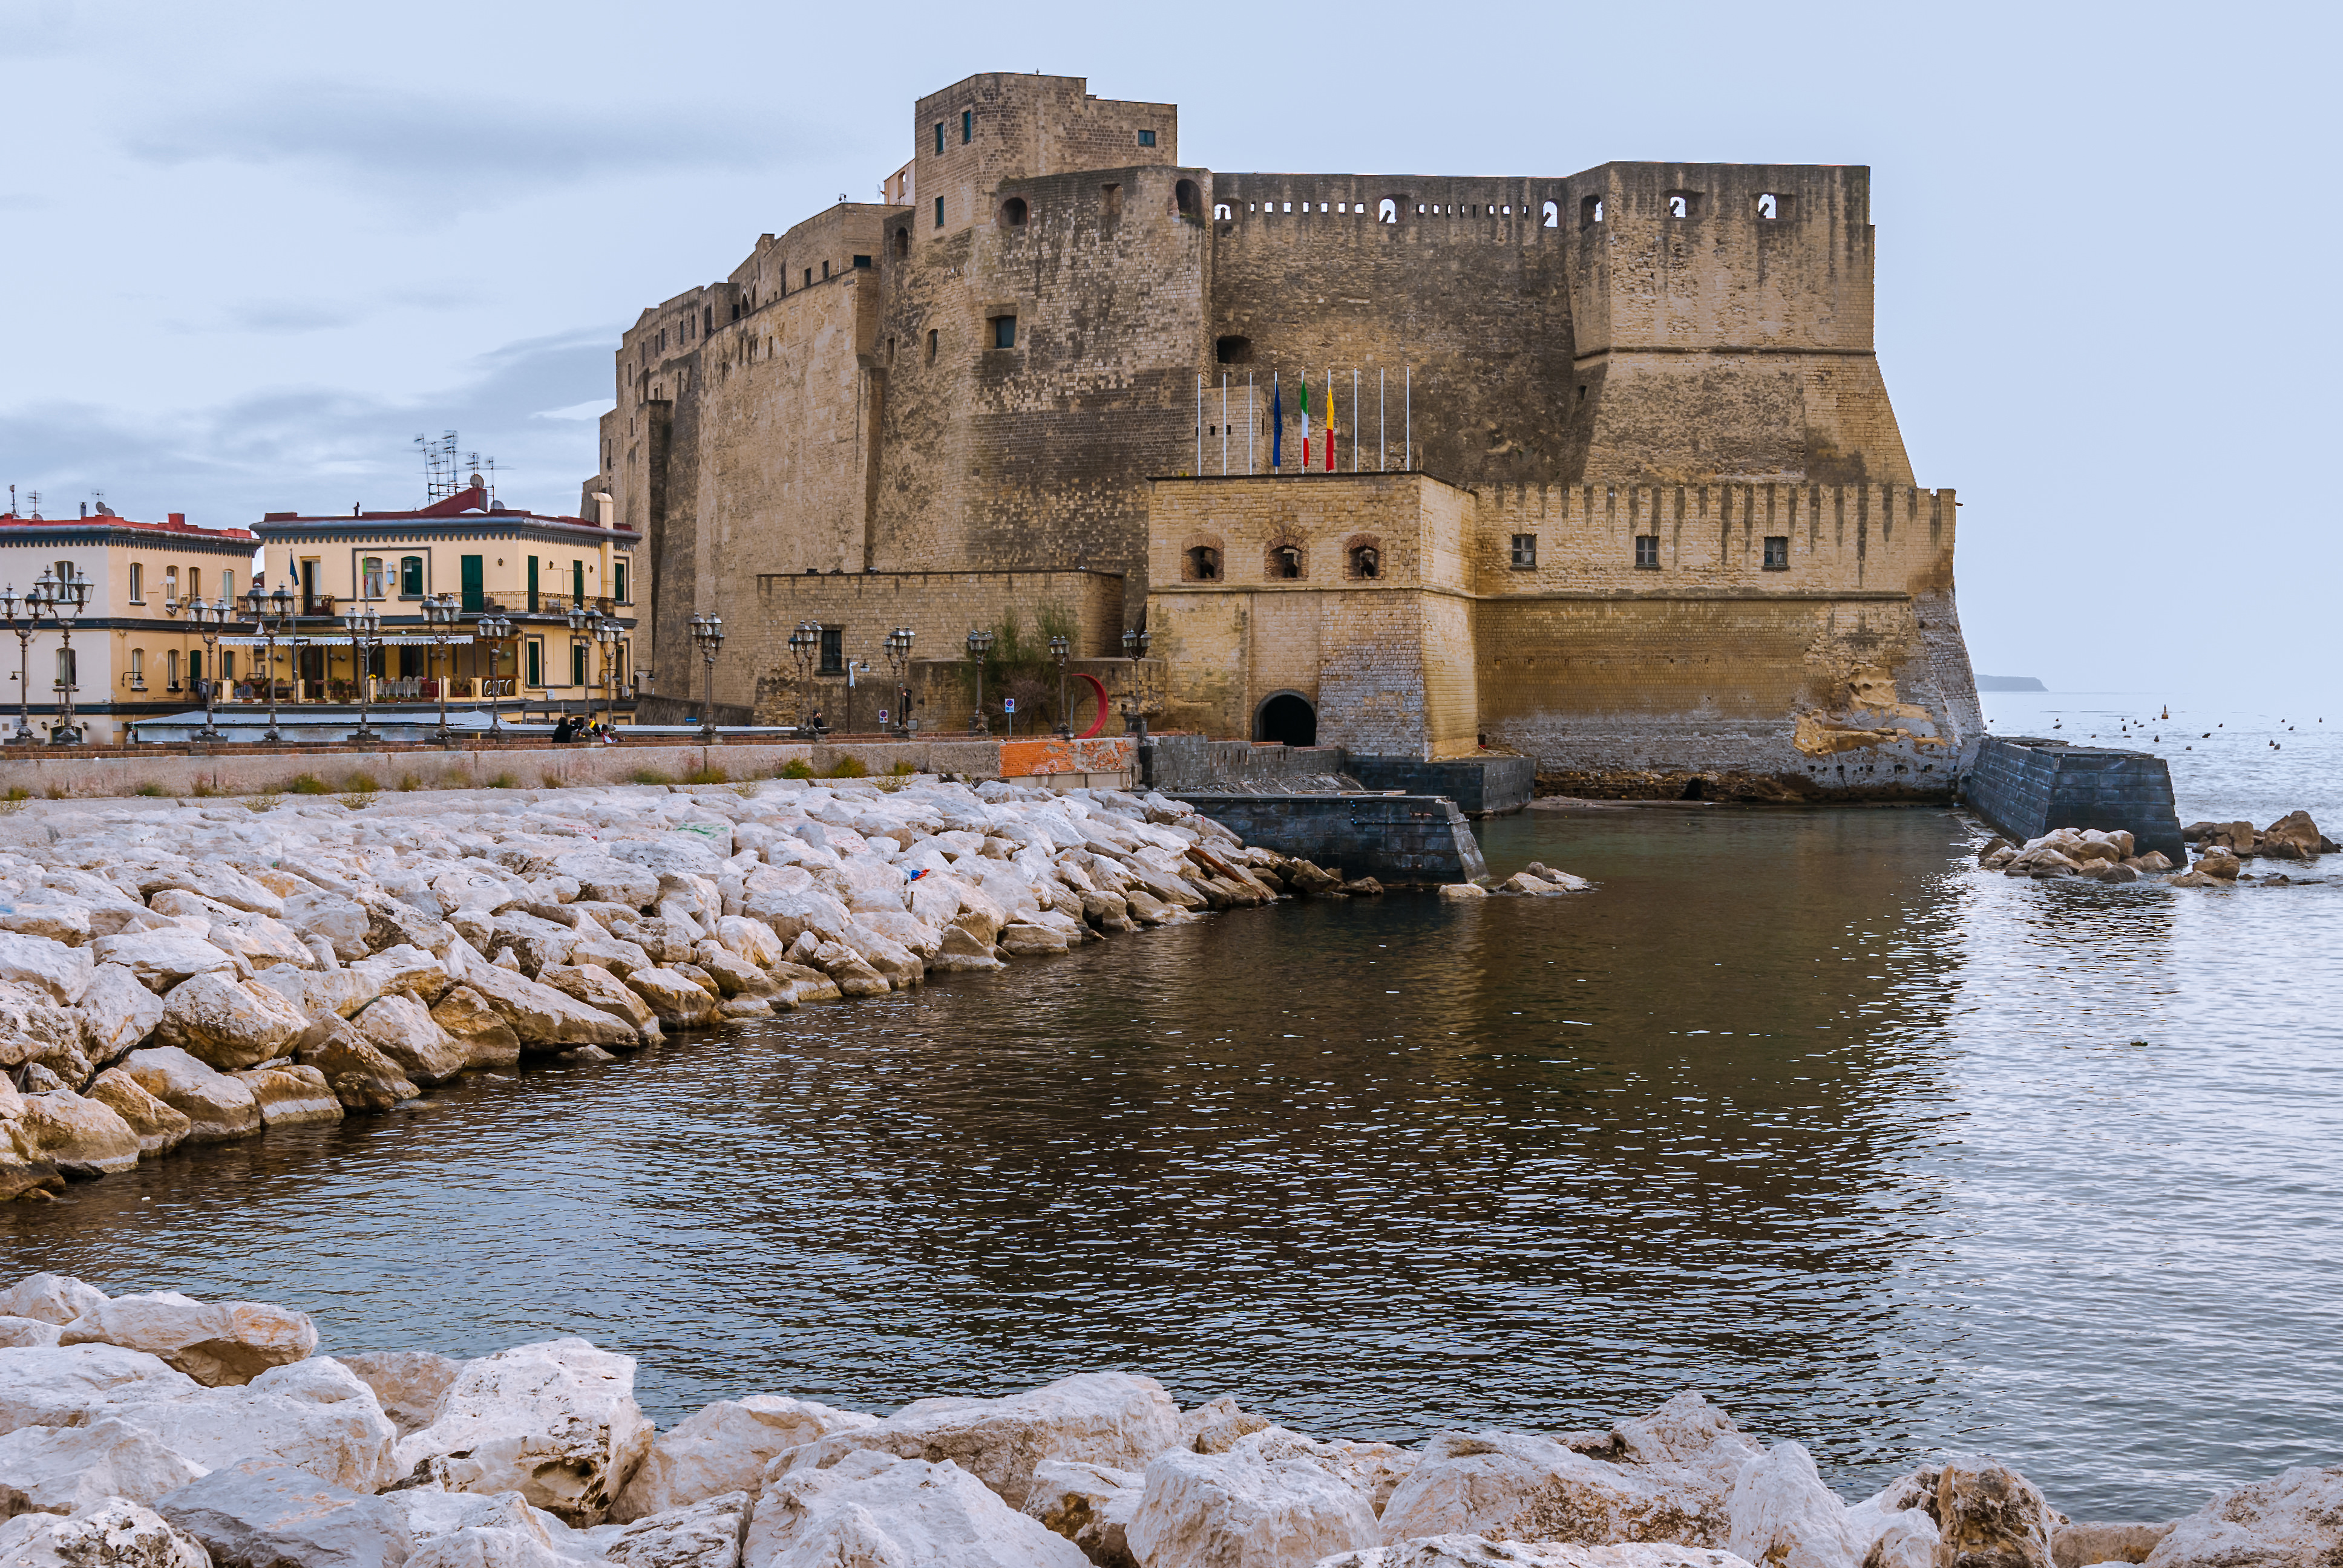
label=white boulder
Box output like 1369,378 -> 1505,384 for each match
611,1394 -> 876,1521
113,1356 -> 398,1493
116,1048 -> 260,1143
0,935 -> 91,1007
2141,1465 -> 2343,1568
1378,1423 -> 1736,1549
1320,1543 -> 1764,1568
90,932 -> 239,993
1126,1426 -> 1384,1568
1727,1443 -> 1858,1568
58,1290 -> 316,1387
0,1344 -> 201,1433
0,1497 -> 210,1567
0,1416 -> 209,1517
395,1338 -> 652,1526
746,1448 -> 1088,1568
334,1350 -> 464,1438
770,1371 -> 1182,1508
1023,1457 -> 1144,1567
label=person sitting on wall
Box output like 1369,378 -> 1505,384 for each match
552,714 -> 580,743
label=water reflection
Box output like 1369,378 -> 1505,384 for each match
6,806 -> 2338,1519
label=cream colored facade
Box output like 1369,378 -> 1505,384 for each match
252,480 -> 640,708
0,509 -> 260,743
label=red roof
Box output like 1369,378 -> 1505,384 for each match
259,480 -> 617,531
0,510 -> 254,540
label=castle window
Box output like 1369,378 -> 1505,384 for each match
1634,535 -> 1660,569
1001,196 -> 1028,227
991,315 -> 1017,349
894,228 -> 908,257
1215,335 -> 1253,365
1763,535 -> 1790,570
934,122 -> 944,154
822,260 -> 830,279
1510,534 -> 1538,569
1349,544 -> 1380,580
853,254 -> 871,268
926,329 -> 938,363
934,196 -> 943,227
1185,546 -> 1221,582
1542,200 -> 1559,227
1176,180 -> 1202,222
1214,203 -> 1232,220
1137,129 -> 1156,147
819,627 -> 844,675
1665,190 -> 1703,218
1269,543 -> 1304,580
1757,192 -> 1792,220
1378,198 -> 1397,223
1581,194 -> 1604,227
961,109 -> 972,144
805,268 -> 813,287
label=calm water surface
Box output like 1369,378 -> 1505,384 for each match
5,691 -> 2338,1518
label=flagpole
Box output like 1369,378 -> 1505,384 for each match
1380,369 -> 1386,472
1404,367 -> 1411,471
1325,368 -> 1333,471
1221,373 -> 1228,476
1352,369 -> 1359,472
1195,374 -> 1203,476
1248,372 -> 1256,474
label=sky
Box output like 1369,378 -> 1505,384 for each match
2,0 -> 2335,702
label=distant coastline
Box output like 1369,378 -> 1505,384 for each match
1976,675 -> 2049,692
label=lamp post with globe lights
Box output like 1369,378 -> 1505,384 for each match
243,579 -> 298,744
421,592 -> 462,745
36,566 -> 92,746
787,621 -> 819,736
882,626 -> 914,737
687,613 -> 725,741
476,613 -> 514,739
1119,627 -> 1153,741
0,581 -> 42,743
965,627 -> 995,736
165,589 -> 234,742
594,616 -> 624,731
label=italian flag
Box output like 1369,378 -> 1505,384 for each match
1298,376 -> 1312,462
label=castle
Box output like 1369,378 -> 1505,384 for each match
594,71 -> 1981,797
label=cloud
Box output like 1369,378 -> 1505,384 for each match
223,300 -> 367,334
0,1 -> 75,58
533,399 -> 613,422
122,82 -> 825,202
0,324 -> 622,528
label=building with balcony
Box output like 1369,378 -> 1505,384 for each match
247,476 -> 640,717
0,504 -> 259,744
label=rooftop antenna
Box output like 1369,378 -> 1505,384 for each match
25,490 -> 39,519
485,456 -> 500,505
415,430 -> 462,504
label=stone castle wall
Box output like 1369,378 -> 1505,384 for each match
600,71 -> 1977,795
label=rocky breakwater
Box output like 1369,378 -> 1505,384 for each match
0,779 -> 1355,1201
1976,811 -> 2331,887
3,1275 -> 2339,1568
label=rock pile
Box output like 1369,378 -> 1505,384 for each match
1978,812 -> 2333,887
0,779 -> 1371,1202
2,1273 -> 2335,1568
1977,830 -> 2172,882
2179,813 -> 2336,861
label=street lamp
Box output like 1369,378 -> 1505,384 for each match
965,627 -> 994,736
687,613 -> 724,741
594,616 -> 623,732
243,580 -> 297,743
0,581 -> 39,743
41,566 -> 90,746
341,598 -> 384,743
882,626 -> 914,737
1048,633 -> 1072,739
421,591 -> 461,745
1120,627 -> 1152,742
787,621 -> 819,737
165,589 -> 233,742
476,613 -> 513,739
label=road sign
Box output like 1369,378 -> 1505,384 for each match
1002,697 -> 1017,713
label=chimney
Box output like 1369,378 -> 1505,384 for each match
168,512 -> 185,528
78,502 -> 87,517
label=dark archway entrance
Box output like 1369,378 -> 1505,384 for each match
1255,691 -> 1317,747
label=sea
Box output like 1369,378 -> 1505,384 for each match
5,690 -> 2337,1519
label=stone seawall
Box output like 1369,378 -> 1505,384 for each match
1964,738 -> 2187,863
0,736 -> 1137,801
1172,794 -> 1490,886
